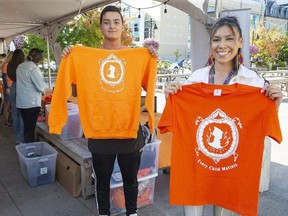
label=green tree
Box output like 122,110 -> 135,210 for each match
24,8 -> 133,66
174,49 -> 182,62
22,34 -> 54,73
253,22 -> 285,67
56,10 -> 103,48
56,9 -> 133,48
277,35 -> 288,62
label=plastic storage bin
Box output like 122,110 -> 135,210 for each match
45,103 -> 83,139
110,174 -> 157,215
110,140 -> 161,185
15,142 -> 58,187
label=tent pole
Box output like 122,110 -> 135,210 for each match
45,25 -> 52,89
215,0 -> 222,19
0,39 -> 7,53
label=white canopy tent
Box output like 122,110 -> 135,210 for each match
0,0 -> 217,87
0,0 -> 119,87
0,0 -> 119,44
0,0 -> 213,48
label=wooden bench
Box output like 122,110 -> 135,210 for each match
155,82 -> 166,93
156,73 -> 190,82
258,70 -> 288,78
35,122 -> 94,199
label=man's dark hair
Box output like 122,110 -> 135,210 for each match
100,5 -> 123,24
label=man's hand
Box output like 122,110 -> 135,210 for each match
61,45 -> 73,58
147,46 -> 159,58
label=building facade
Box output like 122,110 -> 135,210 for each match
265,0 -> 288,32
121,0 -> 287,63
122,1 -> 189,62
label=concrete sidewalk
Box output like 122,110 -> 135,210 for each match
0,98 -> 288,216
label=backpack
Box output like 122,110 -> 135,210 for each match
141,121 -> 157,144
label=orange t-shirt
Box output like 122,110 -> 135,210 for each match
49,46 -> 157,139
1,62 -> 12,87
158,83 -> 282,216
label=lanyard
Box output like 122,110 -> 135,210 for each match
208,66 -> 235,85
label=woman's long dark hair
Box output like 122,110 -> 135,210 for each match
7,49 -> 25,82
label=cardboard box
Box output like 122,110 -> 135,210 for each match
56,150 -> 81,197
140,95 -> 157,112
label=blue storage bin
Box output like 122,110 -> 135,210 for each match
16,142 -> 58,187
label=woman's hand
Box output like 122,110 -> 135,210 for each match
147,46 -> 159,58
5,88 -> 10,96
261,83 -> 283,110
164,82 -> 182,99
61,45 -> 73,58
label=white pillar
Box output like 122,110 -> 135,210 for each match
259,137 -> 271,192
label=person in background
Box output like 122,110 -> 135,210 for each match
1,51 -> 13,128
0,53 -> 7,115
163,16 -> 283,216
7,49 -> 25,144
16,48 -> 46,143
57,5 -> 157,216
0,53 -> 6,68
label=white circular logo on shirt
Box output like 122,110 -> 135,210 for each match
100,54 -> 125,93
195,108 -> 242,164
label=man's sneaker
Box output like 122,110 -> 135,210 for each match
3,123 -> 12,128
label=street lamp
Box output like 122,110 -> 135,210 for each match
252,30 -> 259,45
144,18 -> 158,39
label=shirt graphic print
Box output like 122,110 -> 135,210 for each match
100,53 -> 125,93
196,108 -> 241,167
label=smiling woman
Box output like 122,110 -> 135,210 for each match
163,16 -> 284,216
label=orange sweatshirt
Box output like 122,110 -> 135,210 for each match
48,46 -> 157,139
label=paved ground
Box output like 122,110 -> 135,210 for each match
0,96 -> 287,216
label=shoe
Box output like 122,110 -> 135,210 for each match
3,123 -> 12,128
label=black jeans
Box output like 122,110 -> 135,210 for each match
92,150 -> 142,216
19,107 -> 40,143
